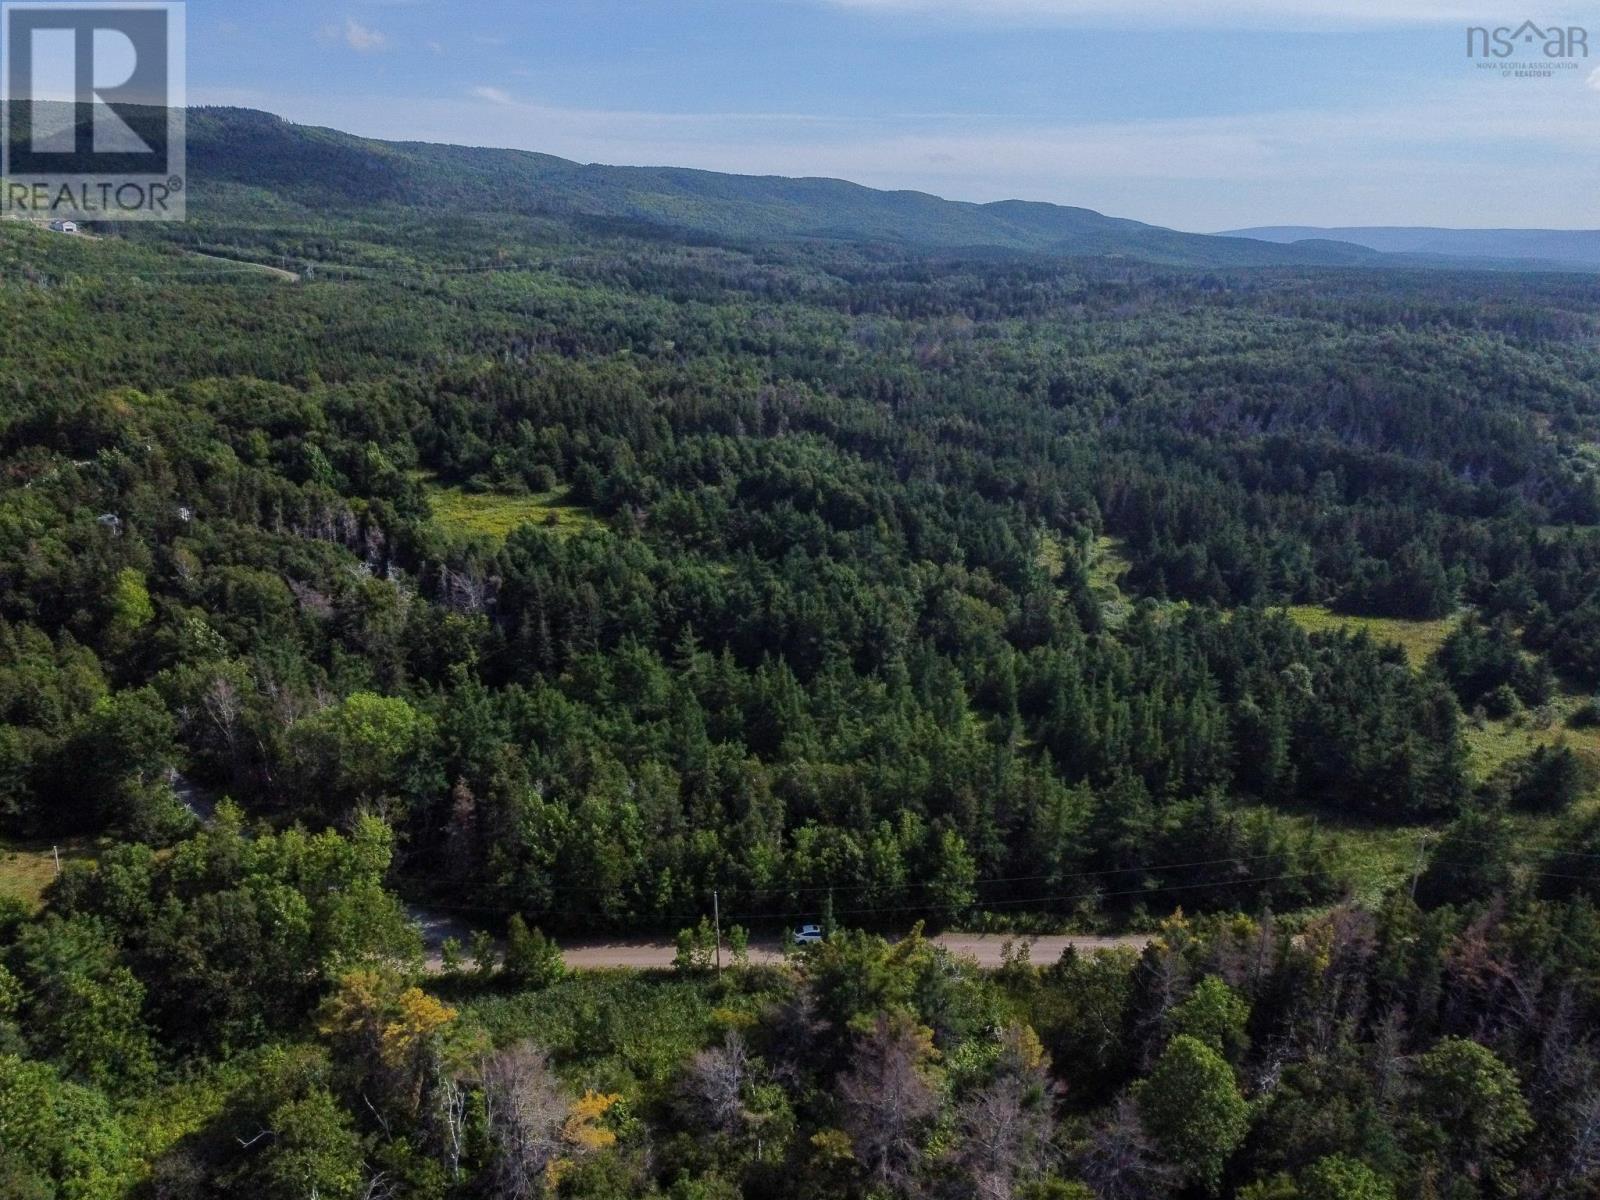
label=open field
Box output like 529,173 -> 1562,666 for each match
423,479 -> 605,542
1463,687 -> 1600,779
0,839 -> 93,912
1277,604 -> 1460,668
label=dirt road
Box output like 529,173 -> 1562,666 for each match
560,932 -> 1148,970
411,908 -> 1147,972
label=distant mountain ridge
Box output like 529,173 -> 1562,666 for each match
178,108 -> 1391,269
1224,225 -> 1600,270
9,104 -> 1587,271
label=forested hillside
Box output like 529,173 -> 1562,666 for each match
171,108 -> 1396,267
1,121 -> 1599,1199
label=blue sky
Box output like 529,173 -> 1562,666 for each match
192,0 -> 1600,230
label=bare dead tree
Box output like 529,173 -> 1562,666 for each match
1078,1096 -> 1178,1200
1131,943 -> 1190,1071
202,673 -> 242,749
679,1029 -> 751,1139
1242,911 -> 1278,995
837,1017 -> 939,1197
439,564 -> 493,616
201,673 -> 248,787
288,578 -> 336,621
1321,907 -> 1376,1017
764,987 -> 825,1089
951,1075 -> 1054,1200
481,1041 -> 569,1200
1554,1088 -> 1600,1198
432,1072 -> 470,1183
1531,987 -> 1587,1109
1368,1004 -> 1410,1111
1440,898 -> 1545,1044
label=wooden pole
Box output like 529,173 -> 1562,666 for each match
713,889 -> 722,976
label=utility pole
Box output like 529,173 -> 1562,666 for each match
1409,833 -> 1430,900
712,889 -> 722,976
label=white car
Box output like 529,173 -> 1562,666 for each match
792,924 -> 824,945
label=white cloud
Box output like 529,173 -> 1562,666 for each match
335,17 -> 388,53
471,85 -> 516,106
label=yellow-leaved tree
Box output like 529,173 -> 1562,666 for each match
317,968 -> 456,1117
546,1090 -> 623,1188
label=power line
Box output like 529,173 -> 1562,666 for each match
385,848 -> 1303,900
1431,830 -> 1600,863
397,859 -> 1382,928
1428,858 -> 1600,885
397,834 -> 1600,930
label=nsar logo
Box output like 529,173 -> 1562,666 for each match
1467,20 -> 1588,59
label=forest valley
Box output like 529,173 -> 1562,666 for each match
1,134 -> 1599,1198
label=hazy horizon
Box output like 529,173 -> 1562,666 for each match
187,1 -> 1600,231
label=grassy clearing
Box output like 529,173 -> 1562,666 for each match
1462,686 -> 1600,780
1265,605 -> 1600,885
1277,604 -> 1459,669
1087,536 -> 1135,628
1293,817 -> 1429,905
1035,529 -> 1067,580
0,838 -> 93,912
183,250 -> 300,282
1274,606 -> 1600,796
1282,720 -> 1599,909
425,481 -> 605,542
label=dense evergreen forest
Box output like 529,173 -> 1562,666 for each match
2,112 -> 1600,1199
